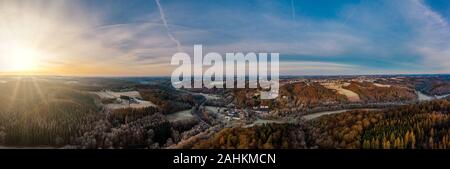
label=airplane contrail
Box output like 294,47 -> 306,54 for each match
291,0 -> 296,21
155,0 -> 182,52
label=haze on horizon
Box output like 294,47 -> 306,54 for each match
0,0 -> 449,76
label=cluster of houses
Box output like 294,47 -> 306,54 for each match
224,109 -> 242,121
220,103 -> 271,122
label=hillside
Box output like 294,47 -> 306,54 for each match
277,82 -> 348,108
0,78 -> 101,146
343,81 -> 416,102
193,100 -> 450,149
309,99 -> 450,149
193,124 -> 307,149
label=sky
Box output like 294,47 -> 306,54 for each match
0,0 -> 449,76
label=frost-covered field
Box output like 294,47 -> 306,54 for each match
167,109 -> 194,122
94,90 -> 157,109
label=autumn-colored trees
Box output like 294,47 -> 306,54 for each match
194,124 -> 307,149
343,81 -> 416,103
277,82 -> 348,108
194,100 -> 450,149
308,100 -> 450,149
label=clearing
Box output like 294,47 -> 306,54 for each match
94,90 -> 157,110
321,82 -> 361,102
166,109 -> 194,122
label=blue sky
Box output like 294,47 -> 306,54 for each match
1,0 -> 449,75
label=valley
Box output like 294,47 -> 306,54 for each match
0,74 -> 449,149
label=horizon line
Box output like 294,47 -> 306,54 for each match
1,73 -> 449,78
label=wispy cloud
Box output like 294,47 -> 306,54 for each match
154,0 -> 182,52
402,0 -> 450,72
1,0 -> 449,76
280,61 -> 359,75
291,0 -> 296,21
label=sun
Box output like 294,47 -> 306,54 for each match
9,46 -> 41,72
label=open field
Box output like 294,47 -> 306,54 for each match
95,90 -> 142,99
166,109 -> 194,122
94,90 -> 157,110
373,83 -> 391,88
321,82 -> 361,102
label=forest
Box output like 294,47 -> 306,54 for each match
0,77 -> 449,149
406,76 -> 450,95
0,79 -> 101,146
342,81 -> 416,102
0,78 -> 192,148
277,82 -> 348,108
225,80 -> 418,111
194,99 -> 450,149
137,82 -> 195,114
193,124 -> 307,149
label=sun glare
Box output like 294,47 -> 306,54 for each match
9,46 -> 41,72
